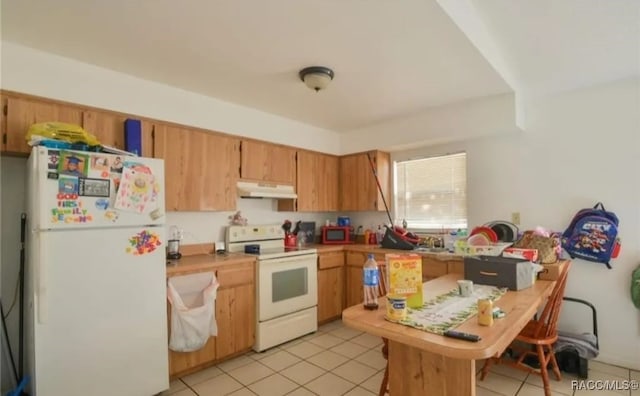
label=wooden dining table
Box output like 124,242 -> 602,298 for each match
342,273 -> 556,396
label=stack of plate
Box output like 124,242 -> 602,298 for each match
483,221 -> 519,242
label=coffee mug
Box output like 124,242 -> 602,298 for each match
457,280 -> 474,297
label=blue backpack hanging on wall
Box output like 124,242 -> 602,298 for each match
562,202 -> 621,269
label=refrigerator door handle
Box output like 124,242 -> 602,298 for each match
35,229 -> 48,324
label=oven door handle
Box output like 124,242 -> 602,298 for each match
258,254 -> 318,266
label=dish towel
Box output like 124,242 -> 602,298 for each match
167,271 -> 219,352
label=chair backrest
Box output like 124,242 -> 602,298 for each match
532,260 -> 572,339
378,263 -> 389,297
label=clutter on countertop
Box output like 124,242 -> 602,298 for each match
229,211 -> 248,226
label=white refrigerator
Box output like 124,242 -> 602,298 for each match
25,147 -> 169,396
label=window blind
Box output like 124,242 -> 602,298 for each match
394,153 -> 467,230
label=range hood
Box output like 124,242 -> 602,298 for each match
237,181 -> 297,199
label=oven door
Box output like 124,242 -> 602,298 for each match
258,254 -> 318,322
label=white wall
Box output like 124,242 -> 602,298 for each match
348,77 -> 640,370
340,92 -> 519,154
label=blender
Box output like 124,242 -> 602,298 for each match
167,225 -> 183,259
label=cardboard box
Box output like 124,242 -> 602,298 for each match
386,253 -> 423,308
464,256 -> 534,291
538,260 -> 568,281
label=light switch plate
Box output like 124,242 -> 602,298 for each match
511,212 -> 521,225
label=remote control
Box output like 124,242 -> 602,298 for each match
443,330 -> 481,342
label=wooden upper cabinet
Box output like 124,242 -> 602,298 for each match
339,150 -> 391,211
154,124 -> 240,211
81,111 -> 154,156
4,96 -> 83,155
279,150 -> 339,212
240,139 -> 296,185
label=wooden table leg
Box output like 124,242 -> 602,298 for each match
388,340 -> 476,396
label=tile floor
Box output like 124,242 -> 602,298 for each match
162,319 -> 639,396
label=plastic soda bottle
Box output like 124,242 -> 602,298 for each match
363,254 -> 379,310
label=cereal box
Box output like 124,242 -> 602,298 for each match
386,253 -> 423,308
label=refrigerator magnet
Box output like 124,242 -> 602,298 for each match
127,230 -> 162,255
58,151 -> 88,178
47,150 -> 60,170
78,178 -> 110,197
149,208 -> 164,221
58,177 -> 79,194
95,199 -> 109,210
90,155 -> 110,172
104,210 -> 119,222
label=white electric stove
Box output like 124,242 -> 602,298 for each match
226,224 -> 318,351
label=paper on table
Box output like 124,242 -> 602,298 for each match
388,284 -> 507,335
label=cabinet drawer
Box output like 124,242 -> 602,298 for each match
217,262 -> 254,288
422,259 -> 448,279
346,251 -> 366,266
318,251 -> 344,270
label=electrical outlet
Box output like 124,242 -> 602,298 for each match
511,212 -> 521,225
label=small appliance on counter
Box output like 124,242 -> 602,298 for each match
321,225 -> 353,244
167,225 -> 182,259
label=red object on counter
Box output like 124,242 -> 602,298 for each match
284,233 -> 297,247
321,226 -> 353,244
368,232 -> 377,245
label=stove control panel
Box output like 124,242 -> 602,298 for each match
227,224 -> 285,243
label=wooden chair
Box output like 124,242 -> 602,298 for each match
480,261 -> 572,396
377,263 -> 390,396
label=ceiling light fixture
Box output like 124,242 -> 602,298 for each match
299,66 -> 335,92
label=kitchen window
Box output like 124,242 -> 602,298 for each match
394,152 -> 467,231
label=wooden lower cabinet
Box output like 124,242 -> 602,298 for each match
168,261 -> 255,378
215,284 -> 254,357
421,257 -> 449,281
345,251 -> 388,308
317,251 -> 345,324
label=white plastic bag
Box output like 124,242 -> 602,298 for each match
167,272 -> 219,352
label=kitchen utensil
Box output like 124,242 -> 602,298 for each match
282,220 -> 292,234
292,220 -> 301,235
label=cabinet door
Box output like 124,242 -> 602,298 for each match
168,305 -> 217,377
345,265 -> 364,308
5,96 -> 83,154
81,110 -> 154,156
240,140 -> 296,185
339,151 -> 390,211
422,257 -> 448,281
295,150 -> 317,211
215,262 -> 255,359
154,124 -> 240,211
317,154 -> 339,211
447,260 -> 464,275
317,266 -> 345,323
279,151 -> 338,212
317,251 -> 345,323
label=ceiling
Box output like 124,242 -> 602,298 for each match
1,1 -> 638,133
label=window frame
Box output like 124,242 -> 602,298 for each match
393,151 -> 468,233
